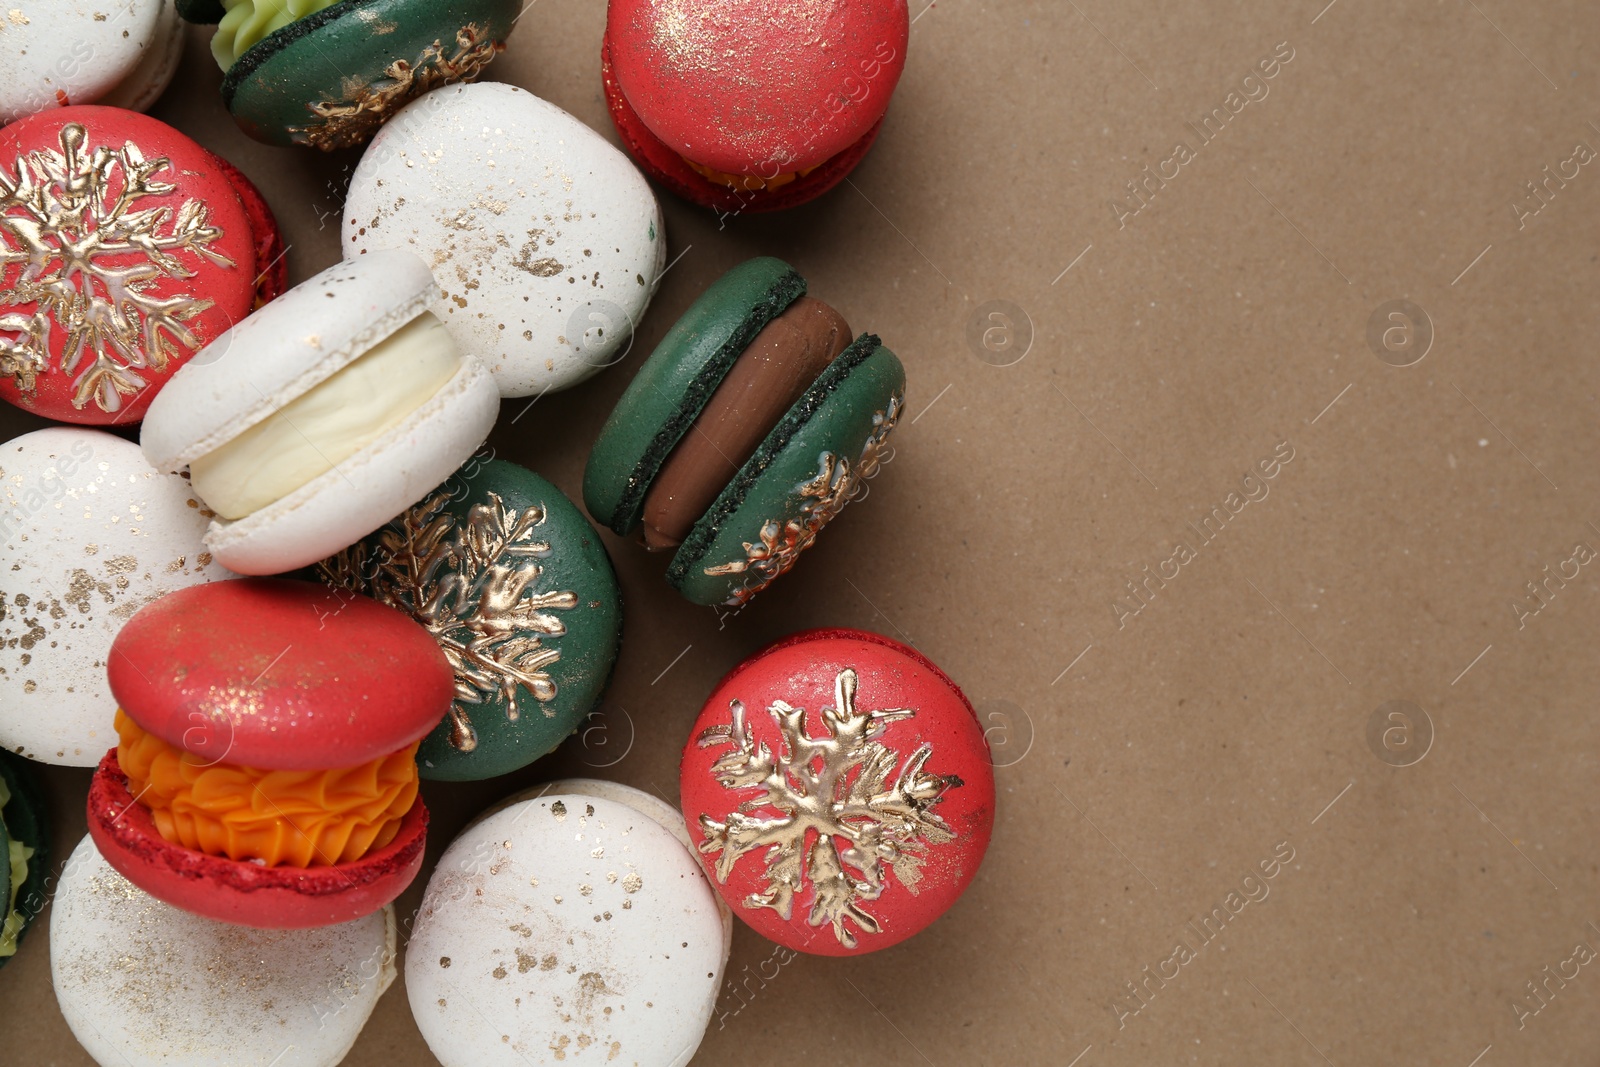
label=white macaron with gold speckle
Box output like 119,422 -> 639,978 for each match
407,781 -> 728,1067
0,428 -> 232,766
0,0 -> 184,126
50,833 -> 397,1067
344,82 -> 666,398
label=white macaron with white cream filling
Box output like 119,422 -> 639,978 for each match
141,249 -> 499,575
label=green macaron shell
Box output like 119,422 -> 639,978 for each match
0,750 -> 49,969
669,335 -> 906,607
221,0 -> 521,149
0,817 -> 10,962
582,257 -> 807,537
319,460 -> 622,782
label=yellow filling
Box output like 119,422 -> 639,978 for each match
213,0 -> 341,70
682,157 -> 820,192
0,777 -> 31,958
189,312 -> 460,521
115,710 -> 419,869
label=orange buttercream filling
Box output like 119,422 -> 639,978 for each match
114,710 -> 419,868
682,156 -> 820,192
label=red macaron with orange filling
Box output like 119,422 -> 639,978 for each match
602,0 -> 909,213
88,577 -> 453,928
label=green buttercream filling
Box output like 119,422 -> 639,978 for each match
212,0 -> 342,69
0,777 -> 31,958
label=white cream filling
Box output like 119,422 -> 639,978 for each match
191,313 -> 461,520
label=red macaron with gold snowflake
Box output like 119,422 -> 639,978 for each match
603,0 -> 910,213
0,106 -> 285,424
88,578 -> 452,928
680,628 -> 994,955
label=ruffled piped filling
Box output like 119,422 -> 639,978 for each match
213,0 -> 341,69
115,710 -> 418,868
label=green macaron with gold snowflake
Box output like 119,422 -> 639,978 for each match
177,0 -> 521,149
317,459 -> 623,782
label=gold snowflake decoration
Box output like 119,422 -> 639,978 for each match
704,392 -> 903,606
696,666 -> 962,948
290,24 -> 504,151
0,123 -> 233,413
318,490 -> 578,753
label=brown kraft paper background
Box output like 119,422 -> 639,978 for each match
2,1 -> 1598,1064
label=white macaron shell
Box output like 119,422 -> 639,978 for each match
0,429 -> 232,766
345,82 -> 667,398
142,249 -> 439,474
407,794 -> 725,1067
0,0 -> 181,125
203,353 -> 500,574
51,834 -> 397,1067
472,777 -> 735,965
98,0 -> 185,114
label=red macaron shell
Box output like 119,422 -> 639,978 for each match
206,150 -> 288,309
680,628 -> 995,956
0,106 -> 262,424
107,578 -> 454,771
602,38 -> 883,214
605,0 -> 908,176
89,749 -> 427,928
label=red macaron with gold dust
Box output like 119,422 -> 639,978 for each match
603,0 -> 909,213
0,106 -> 285,425
89,577 -> 453,929
680,628 -> 993,955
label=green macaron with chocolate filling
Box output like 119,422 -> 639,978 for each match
584,257 -> 906,607
319,458 -> 623,781
180,0 -> 521,149
0,750 -> 49,970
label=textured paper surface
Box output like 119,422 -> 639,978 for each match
4,2 -> 1598,1064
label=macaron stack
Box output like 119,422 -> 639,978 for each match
90,578 -> 452,928
0,3 -> 1003,1064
